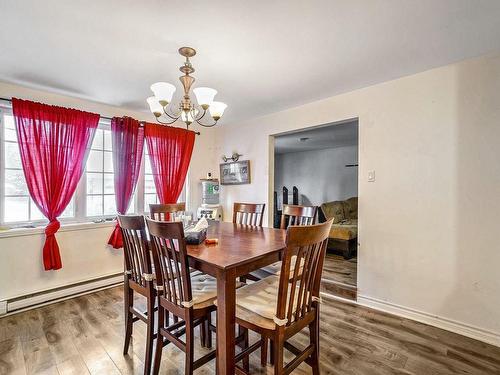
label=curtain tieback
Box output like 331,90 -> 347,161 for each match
45,219 -> 61,236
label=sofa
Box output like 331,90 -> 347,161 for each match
320,197 -> 358,259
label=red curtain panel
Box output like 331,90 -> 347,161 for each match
144,123 -> 195,205
12,98 -> 99,270
107,117 -> 144,249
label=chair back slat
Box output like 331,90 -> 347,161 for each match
276,219 -> 332,326
280,204 -> 317,229
146,218 -> 192,308
118,215 -> 152,287
149,202 -> 186,222
233,203 -> 266,227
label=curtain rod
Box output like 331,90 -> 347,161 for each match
0,97 -> 200,135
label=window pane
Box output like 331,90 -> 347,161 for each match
103,151 -> 113,173
4,142 -> 22,169
60,199 -> 75,218
30,201 -> 45,221
86,173 -> 103,194
4,114 -> 15,129
91,129 -> 103,150
86,195 -> 103,216
5,169 -> 28,195
86,150 -> 103,172
103,195 -> 116,215
4,196 -> 29,222
145,155 -> 153,174
4,128 -> 17,142
103,173 -> 114,194
144,194 -> 158,212
104,130 -> 112,151
126,193 -> 135,214
145,175 -> 156,194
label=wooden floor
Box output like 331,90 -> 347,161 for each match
322,254 -> 357,287
1,286 -> 499,374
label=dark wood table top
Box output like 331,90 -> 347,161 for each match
186,221 -> 286,271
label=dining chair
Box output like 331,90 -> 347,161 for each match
149,202 -> 186,221
233,219 -> 332,374
255,204 -> 318,278
233,202 -> 266,226
145,218 -> 218,375
117,214 -> 156,375
233,202 -> 266,283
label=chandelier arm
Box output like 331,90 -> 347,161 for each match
194,107 -> 207,122
161,105 -> 181,121
156,115 -> 179,125
195,118 -> 218,128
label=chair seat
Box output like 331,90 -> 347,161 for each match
186,271 -> 244,309
229,276 -> 304,329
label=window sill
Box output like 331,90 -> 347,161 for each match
0,221 -> 116,239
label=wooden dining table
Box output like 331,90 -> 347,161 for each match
186,221 -> 286,374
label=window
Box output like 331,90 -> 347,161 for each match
85,127 -> 116,217
0,102 -> 188,227
1,108 -> 73,224
144,145 -> 159,213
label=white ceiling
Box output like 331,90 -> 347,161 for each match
1,1 -> 500,123
275,120 -> 358,154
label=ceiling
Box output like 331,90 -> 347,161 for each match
275,120 -> 358,154
1,1 -> 500,124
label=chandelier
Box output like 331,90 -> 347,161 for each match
146,47 -> 227,129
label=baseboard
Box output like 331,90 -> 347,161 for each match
2,273 -> 123,315
358,294 -> 500,348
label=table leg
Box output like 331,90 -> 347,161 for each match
216,268 -> 236,374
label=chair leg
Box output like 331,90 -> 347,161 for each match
238,325 -> 249,371
205,312 -> 213,349
123,285 -> 133,355
309,309 -> 321,375
144,295 -> 155,375
152,307 -> 165,375
260,337 -> 268,367
273,336 -> 284,375
200,319 -> 207,348
269,339 -> 275,365
185,320 -> 194,375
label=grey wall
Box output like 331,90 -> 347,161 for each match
274,145 -> 358,206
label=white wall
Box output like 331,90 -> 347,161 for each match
215,54 -> 500,345
274,145 -> 358,206
0,81 -> 218,301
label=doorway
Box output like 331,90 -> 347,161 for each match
271,119 -> 359,300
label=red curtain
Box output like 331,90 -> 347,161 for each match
144,123 -> 195,204
12,98 -> 99,270
107,117 -> 144,248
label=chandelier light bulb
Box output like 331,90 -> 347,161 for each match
193,87 -> 217,110
146,96 -> 163,117
209,101 -> 227,121
150,82 -> 176,106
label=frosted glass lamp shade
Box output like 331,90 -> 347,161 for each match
193,87 -> 217,109
147,97 -> 163,117
209,102 -> 227,120
150,82 -> 176,106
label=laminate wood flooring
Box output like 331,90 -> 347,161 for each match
1,286 -> 499,374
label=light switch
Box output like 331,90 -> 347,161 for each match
368,170 -> 376,182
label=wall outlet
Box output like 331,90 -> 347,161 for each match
368,170 -> 376,182
0,301 -> 7,315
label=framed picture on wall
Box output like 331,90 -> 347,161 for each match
220,160 -> 251,185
